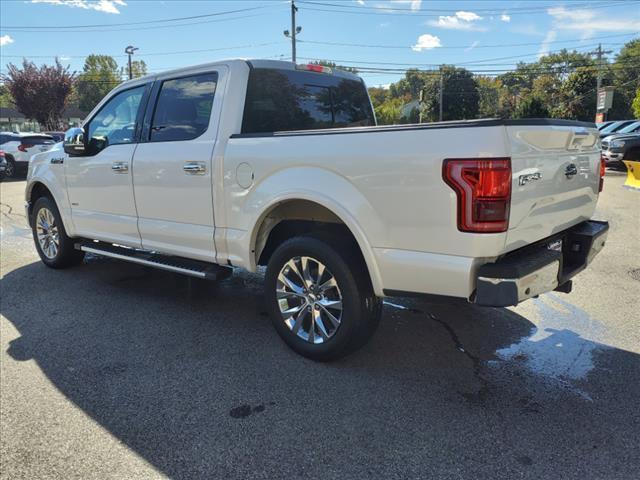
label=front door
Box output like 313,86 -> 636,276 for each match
132,69 -> 223,262
65,84 -> 148,247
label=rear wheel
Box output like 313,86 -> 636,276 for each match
4,157 -> 16,178
31,196 -> 84,268
265,235 -> 381,361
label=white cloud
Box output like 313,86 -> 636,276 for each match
59,55 -> 71,61
538,30 -> 557,58
428,11 -> 486,31
355,0 -> 365,5
411,33 -> 442,51
500,14 -> 511,22
0,35 -> 14,47
465,40 -> 480,52
547,6 -> 639,34
389,0 -> 422,11
31,0 -> 127,14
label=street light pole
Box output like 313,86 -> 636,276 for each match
125,45 -> 139,80
283,1 -> 301,63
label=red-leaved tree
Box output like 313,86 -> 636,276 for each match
6,59 -> 75,130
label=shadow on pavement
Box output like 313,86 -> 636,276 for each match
2,259 -> 639,479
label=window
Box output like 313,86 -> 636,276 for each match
150,72 -> 218,142
87,86 -> 145,152
241,68 -> 375,134
21,136 -> 55,146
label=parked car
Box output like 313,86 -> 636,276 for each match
596,121 -> 615,130
0,150 -> 7,180
44,131 -> 66,142
0,133 -> 56,178
599,120 -> 637,138
25,59 -> 608,360
602,133 -> 640,169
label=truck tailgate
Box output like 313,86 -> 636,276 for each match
505,124 -> 601,251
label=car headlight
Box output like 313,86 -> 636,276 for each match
610,140 -> 625,148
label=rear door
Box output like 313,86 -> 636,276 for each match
132,67 -> 225,262
505,123 -> 601,250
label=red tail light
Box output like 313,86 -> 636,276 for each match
295,63 -> 332,74
443,158 -> 512,233
599,154 -> 606,193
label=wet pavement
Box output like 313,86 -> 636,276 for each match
1,173 -> 639,479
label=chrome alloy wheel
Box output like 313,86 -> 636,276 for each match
35,207 -> 60,259
276,256 -> 343,344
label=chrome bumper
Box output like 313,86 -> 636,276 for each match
474,220 -> 609,307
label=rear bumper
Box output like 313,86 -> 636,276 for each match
474,220 -> 609,307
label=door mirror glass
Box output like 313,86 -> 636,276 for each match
63,127 -> 86,156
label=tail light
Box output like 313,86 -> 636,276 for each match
0,150 -> 4,158
296,63 -> 332,74
599,154 -> 606,193
18,144 -> 33,152
443,158 -> 512,233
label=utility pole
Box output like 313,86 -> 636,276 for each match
588,43 -> 612,92
439,74 -> 444,122
283,1 -> 301,63
125,45 -> 139,80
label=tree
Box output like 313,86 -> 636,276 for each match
476,76 -> 501,118
557,67 -> 597,121
633,88 -> 640,118
5,59 -> 75,130
0,84 -> 14,108
76,55 -> 121,112
420,66 -> 479,122
121,59 -> 148,79
513,95 -> 549,118
374,97 -> 404,125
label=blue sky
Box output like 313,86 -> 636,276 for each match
0,0 -> 638,88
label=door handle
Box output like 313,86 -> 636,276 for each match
112,162 -> 129,173
183,162 -> 206,175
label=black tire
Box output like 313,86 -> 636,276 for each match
265,234 -> 381,361
31,196 -> 85,268
4,157 -> 16,179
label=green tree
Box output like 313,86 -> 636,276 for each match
374,97 -> 404,125
122,59 -> 148,79
0,84 -> 14,108
557,67 -> 597,121
608,39 -> 640,118
632,88 -> 640,118
513,95 -> 549,118
420,66 -> 479,122
476,76 -> 501,118
76,55 -> 121,112
5,59 -> 75,130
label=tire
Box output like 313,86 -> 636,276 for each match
265,234 -> 381,361
4,157 -> 16,179
31,196 -> 85,268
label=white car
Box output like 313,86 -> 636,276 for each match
0,132 -> 56,178
25,59 -> 609,360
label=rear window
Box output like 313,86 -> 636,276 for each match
0,134 -> 19,145
241,68 -> 375,134
21,136 -> 55,145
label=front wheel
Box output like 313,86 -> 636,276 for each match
265,235 -> 381,361
4,158 -> 16,178
31,196 -> 85,268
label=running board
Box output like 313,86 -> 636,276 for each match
76,241 -> 232,281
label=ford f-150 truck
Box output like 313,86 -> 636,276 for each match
26,59 -> 609,360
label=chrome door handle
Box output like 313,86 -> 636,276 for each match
183,162 -> 206,175
112,162 -> 129,173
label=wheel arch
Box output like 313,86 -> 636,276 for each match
249,194 -> 385,296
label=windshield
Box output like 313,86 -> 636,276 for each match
601,121 -> 633,134
618,121 -> 640,134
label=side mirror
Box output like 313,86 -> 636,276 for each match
63,127 -> 86,157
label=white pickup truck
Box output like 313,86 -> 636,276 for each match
26,59 -> 609,360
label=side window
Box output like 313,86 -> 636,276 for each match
150,72 -> 218,142
87,86 -> 145,152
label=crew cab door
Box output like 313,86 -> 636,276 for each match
132,68 -> 224,262
65,84 -> 150,247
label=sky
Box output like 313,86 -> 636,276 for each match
0,0 -> 639,88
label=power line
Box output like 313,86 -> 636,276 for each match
297,34 -> 637,51
0,4 -> 280,29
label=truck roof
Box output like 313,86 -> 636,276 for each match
119,59 -> 362,89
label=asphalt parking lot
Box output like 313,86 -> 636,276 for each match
1,173 -> 639,480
